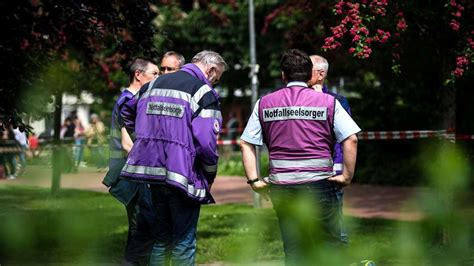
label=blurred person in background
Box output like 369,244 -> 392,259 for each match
28,132 -> 39,158
13,126 -> 28,175
102,57 -> 160,265
73,116 -> 86,171
0,126 -> 9,179
60,117 -> 75,139
60,117 -> 76,173
1,126 -> 21,180
159,51 -> 185,75
85,113 -> 106,170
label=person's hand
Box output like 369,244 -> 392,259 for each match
250,180 -> 270,201
312,84 -> 323,92
327,174 -> 351,187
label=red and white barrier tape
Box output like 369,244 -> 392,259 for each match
452,134 -> 474,140
217,140 -> 240,145
357,130 -> 446,140
36,130 -> 473,147
357,130 -> 474,140
217,129 -> 474,145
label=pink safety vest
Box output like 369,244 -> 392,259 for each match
258,85 -> 336,184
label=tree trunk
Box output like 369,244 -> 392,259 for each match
441,86 -> 456,134
440,85 -> 456,245
51,92 -> 62,195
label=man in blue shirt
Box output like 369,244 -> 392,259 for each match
309,54 -> 352,244
102,57 -> 159,265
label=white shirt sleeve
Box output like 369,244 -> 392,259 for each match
333,100 -> 361,143
240,100 -> 264,146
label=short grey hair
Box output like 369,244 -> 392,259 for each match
162,51 -> 185,67
310,55 -> 329,73
128,57 -> 156,83
191,50 -> 228,71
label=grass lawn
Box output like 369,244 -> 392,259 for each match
0,185 -> 473,265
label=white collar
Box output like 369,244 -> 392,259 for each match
124,87 -> 139,96
286,81 -> 308,87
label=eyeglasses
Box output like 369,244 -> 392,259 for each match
160,66 -> 178,72
142,70 -> 159,76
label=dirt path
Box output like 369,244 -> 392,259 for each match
1,165 -> 425,221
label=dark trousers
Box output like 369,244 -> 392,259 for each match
270,179 -> 345,265
149,185 -> 201,266
123,184 -> 156,266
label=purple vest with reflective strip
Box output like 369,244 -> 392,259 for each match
258,85 -> 336,184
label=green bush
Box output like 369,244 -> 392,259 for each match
217,152 -> 269,177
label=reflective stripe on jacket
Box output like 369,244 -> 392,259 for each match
120,66 -> 221,203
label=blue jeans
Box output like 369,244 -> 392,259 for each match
270,179 -> 345,265
16,145 -> 27,166
74,138 -> 85,167
149,185 -> 201,266
123,184 -> 157,265
335,187 -> 349,243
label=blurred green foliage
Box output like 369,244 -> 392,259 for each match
355,140 -> 427,186
0,186 -> 126,264
0,143 -> 472,264
217,152 -> 269,177
1,170 -> 472,265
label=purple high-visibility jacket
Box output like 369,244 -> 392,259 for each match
323,85 -> 352,175
120,64 -> 222,204
259,84 -> 336,185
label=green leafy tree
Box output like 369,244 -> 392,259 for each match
0,0 -> 159,129
153,0 -> 473,185
0,0 -> 159,193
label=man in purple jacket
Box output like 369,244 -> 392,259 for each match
241,49 -> 360,265
309,54 -> 351,243
121,50 -> 227,265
